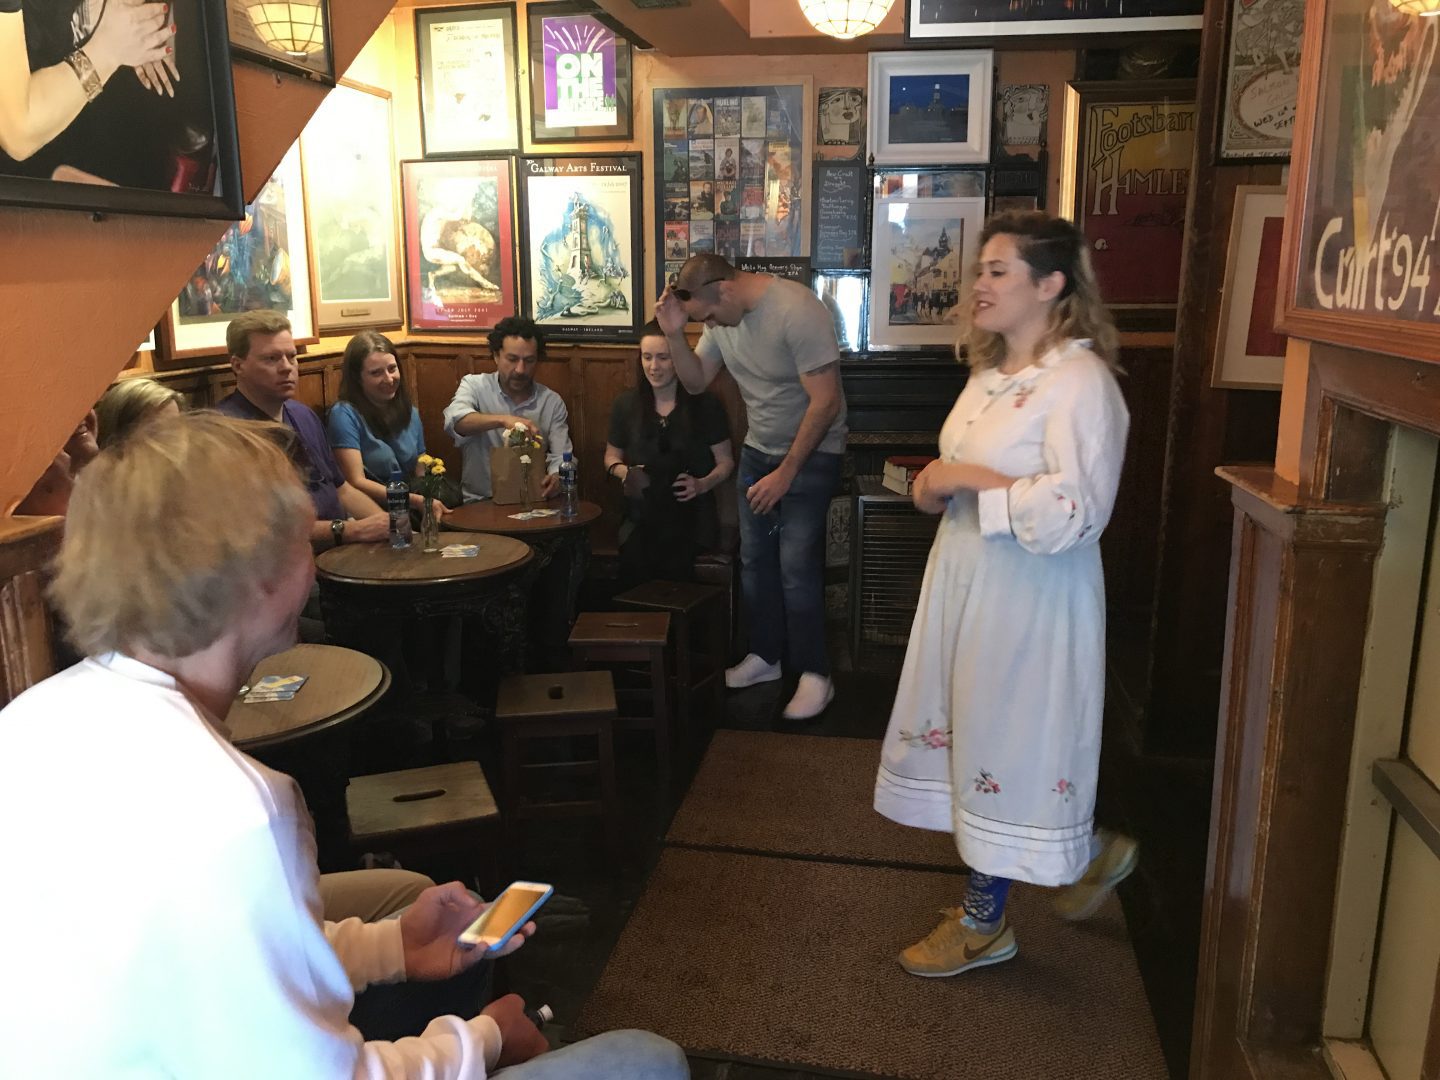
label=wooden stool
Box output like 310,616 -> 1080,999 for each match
346,762 -> 500,884
495,670 -> 620,859
614,579 -> 727,736
568,611 -> 673,798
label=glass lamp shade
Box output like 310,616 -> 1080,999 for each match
245,0 -> 325,57
1389,0 -> 1440,13
797,0 -> 896,40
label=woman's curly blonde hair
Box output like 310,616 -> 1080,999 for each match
958,210 -> 1119,371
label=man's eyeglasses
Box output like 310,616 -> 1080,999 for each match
671,276 -> 727,302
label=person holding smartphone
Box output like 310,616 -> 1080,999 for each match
0,412 -> 688,1079
604,318 -> 735,589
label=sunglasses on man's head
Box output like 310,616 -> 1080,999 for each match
671,276 -> 727,302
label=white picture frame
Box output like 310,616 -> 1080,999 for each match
907,0 -> 1202,39
162,145 -> 315,362
867,186 -> 986,350
1212,185 -> 1288,389
868,50 -> 993,166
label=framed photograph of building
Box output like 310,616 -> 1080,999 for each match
1063,80 -> 1196,330
416,3 -> 521,156
299,81 -> 403,332
906,0 -> 1202,40
1213,186 -> 1288,389
867,51 -> 993,166
401,156 -> 518,333
226,0 -> 334,84
0,0 -> 243,218
867,170 -> 986,350
518,153 -> 643,341
1217,0 -> 1303,162
1280,0 -> 1440,363
160,145 -> 314,362
526,1 -> 633,143
650,77 -> 813,302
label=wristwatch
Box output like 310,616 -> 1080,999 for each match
331,518 -> 346,547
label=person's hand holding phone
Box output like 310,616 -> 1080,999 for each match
482,994 -> 550,1067
399,882 -> 534,981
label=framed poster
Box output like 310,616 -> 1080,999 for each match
867,51 -> 993,166
401,157 -> 518,333
1280,0 -> 1440,363
0,0 -> 243,219
1213,186 -> 1288,389
518,153 -> 643,341
1218,0 -> 1303,162
867,170 -> 986,351
299,81 -> 403,333
416,4 -> 521,156
527,1 -> 633,143
160,145 -> 314,362
1064,80 -> 1196,330
906,0 -> 1202,39
226,0 -> 334,84
652,78 -> 813,299
999,84 -> 1049,148
817,87 -> 866,161
812,161 -> 867,270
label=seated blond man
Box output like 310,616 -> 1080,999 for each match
0,413 -> 686,1079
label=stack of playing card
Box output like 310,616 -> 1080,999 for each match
508,508 -> 559,521
440,544 -> 480,558
242,675 -> 308,703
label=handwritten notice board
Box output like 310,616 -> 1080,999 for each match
812,161 -> 866,270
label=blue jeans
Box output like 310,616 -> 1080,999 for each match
497,1030 -> 689,1077
737,446 -> 842,677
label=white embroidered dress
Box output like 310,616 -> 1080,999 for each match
873,339 -> 1129,887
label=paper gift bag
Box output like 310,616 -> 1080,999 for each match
490,442 -> 546,505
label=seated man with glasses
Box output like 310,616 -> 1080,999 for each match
655,254 -> 848,722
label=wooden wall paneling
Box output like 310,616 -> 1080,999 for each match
1105,345 -> 1175,617
1146,0 -> 1285,757
296,371 -> 328,413
578,347 -> 635,548
407,346 -> 480,478
1423,955 -> 1440,1080
1192,467 -> 1385,1080
0,518 -> 62,709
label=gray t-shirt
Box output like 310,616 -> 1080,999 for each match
696,278 -> 848,456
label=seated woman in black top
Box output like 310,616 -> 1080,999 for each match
605,319 -> 734,588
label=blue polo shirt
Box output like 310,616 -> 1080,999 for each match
214,391 -> 345,521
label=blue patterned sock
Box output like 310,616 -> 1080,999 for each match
961,872 -> 1012,930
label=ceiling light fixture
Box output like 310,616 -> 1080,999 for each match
245,0 -> 326,58
1388,0 -> 1440,14
797,0 -> 896,40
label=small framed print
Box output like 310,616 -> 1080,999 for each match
401,157 -> 519,333
1212,185 -> 1288,389
416,3 -> 521,156
160,145 -> 315,363
518,153 -> 643,341
868,50 -> 994,166
867,169 -> 987,350
527,1 -> 634,143
906,0 -> 1202,39
1217,0 -> 1302,162
226,0 -> 334,85
817,87 -> 866,160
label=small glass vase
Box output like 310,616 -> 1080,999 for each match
419,498 -> 441,552
519,465 -> 533,512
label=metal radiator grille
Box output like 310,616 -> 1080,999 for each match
853,498 -> 940,648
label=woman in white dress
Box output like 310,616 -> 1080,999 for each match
873,211 -> 1138,977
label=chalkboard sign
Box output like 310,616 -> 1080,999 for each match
812,161 -> 866,270
735,257 -> 812,283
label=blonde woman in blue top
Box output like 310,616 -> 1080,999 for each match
328,331 -> 446,520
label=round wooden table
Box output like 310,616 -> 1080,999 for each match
228,643 -> 390,751
446,499 -> 602,664
315,534 -> 535,679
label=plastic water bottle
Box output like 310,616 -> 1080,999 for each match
559,452 -> 579,519
387,466 -> 412,548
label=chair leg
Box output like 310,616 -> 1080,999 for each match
597,717 -> 621,860
650,648 -> 672,802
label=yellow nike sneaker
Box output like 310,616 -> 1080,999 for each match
1052,830 -> 1140,921
899,908 -> 1018,977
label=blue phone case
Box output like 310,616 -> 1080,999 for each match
460,883 -> 554,953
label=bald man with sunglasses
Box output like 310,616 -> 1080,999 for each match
655,255 -> 848,721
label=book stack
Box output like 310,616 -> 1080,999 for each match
881,455 -> 935,495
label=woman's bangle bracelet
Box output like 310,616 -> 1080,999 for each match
64,49 -> 103,104
607,462 -> 625,479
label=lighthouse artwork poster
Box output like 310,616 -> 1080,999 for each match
527,2 -> 634,142
868,51 -> 992,165
518,154 -> 644,341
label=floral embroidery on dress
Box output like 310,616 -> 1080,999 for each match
973,770 -> 1001,794
898,726 -> 951,749
1053,778 -> 1077,802
1013,385 -> 1036,409
1055,493 -> 1077,520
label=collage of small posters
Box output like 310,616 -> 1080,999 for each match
653,83 -> 807,293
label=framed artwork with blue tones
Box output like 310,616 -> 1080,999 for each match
518,153 -> 643,341
868,51 -> 993,166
